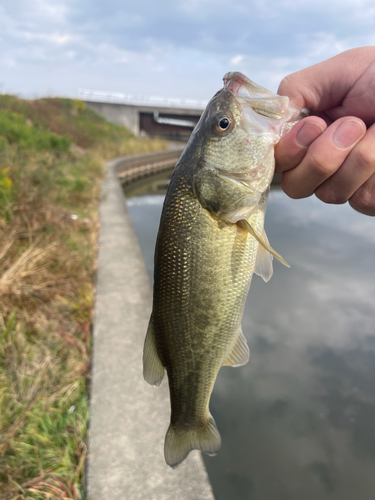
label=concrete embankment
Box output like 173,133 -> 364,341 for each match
87,155 -> 215,500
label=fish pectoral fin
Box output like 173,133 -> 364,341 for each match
164,415 -> 221,469
143,317 -> 165,387
238,219 -> 290,268
223,327 -> 250,367
255,229 -> 273,282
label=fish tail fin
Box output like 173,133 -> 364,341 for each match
164,415 -> 221,469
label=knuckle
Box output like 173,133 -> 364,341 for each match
275,140 -> 303,173
352,144 -> 375,171
350,189 -> 375,216
332,192 -> 349,204
315,185 -> 347,205
281,174 -> 303,199
307,153 -> 333,178
275,156 -> 291,173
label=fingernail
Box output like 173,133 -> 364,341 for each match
333,120 -> 364,149
296,122 -> 325,148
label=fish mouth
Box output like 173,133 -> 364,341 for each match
222,71 -> 307,124
223,72 -> 263,100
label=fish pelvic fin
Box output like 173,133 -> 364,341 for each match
164,415 -> 222,469
238,219 -> 290,268
223,326 -> 250,367
143,316 -> 165,387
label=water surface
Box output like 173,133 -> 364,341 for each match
127,177 -> 375,500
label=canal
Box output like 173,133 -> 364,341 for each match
126,174 -> 375,500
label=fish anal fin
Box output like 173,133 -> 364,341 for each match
223,327 -> 250,367
143,317 -> 165,387
255,229 -> 273,282
164,415 -> 221,468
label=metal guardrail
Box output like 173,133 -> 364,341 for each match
153,111 -> 196,128
78,88 -> 208,110
117,149 -> 184,186
116,148 -> 282,187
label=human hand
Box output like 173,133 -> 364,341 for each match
275,47 -> 375,216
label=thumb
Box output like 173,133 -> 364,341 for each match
277,47 -> 375,112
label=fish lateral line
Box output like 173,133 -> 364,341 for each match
237,219 -> 290,268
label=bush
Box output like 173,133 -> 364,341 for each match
0,110 -> 71,152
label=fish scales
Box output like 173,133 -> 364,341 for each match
154,174 -> 258,417
143,72 -> 306,468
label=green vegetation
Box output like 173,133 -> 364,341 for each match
0,95 -> 166,499
0,110 -> 71,152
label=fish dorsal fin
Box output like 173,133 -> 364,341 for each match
238,219 -> 290,268
223,327 -> 250,367
255,229 -> 273,282
143,317 -> 165,387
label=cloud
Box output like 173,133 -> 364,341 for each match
19,32 -> 72,46
1,0 -> 375,97
229,55 -> 244,65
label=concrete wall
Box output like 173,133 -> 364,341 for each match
86,157 -> 215,500
85,100 -> 203,136
86,101 -> 140,135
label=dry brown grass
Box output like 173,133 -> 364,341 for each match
0,95 -> 167,499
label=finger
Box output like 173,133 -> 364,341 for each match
315,123 -> 375,205
311,110 -> 335,126
275,116 -> 326,173
349,173 -> 375,216
277,48 -> 375,111
281,117 -> 366,199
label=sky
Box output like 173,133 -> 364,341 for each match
1,0 -> 375,101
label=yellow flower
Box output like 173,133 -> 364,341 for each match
0,167 -> 12,189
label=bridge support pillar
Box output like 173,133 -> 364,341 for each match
86,101 -> 140,135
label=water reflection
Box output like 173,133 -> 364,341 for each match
127,181 -> 375,500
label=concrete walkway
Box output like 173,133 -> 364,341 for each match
86,157 -> 215,499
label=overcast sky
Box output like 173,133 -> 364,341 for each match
1,0 -> 375,101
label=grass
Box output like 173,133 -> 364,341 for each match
0,95 -> 167,499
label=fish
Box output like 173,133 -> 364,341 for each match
143,72 -> 306,468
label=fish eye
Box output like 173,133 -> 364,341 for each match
219,117 -> 229,129
215,116 -> 231,133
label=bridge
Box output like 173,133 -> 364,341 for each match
79,89 -> 207,141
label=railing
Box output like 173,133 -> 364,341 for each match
117,149 -> 184,186
117,148 -> 282,187
153,111 -> 197,128
78,88 -> 208,110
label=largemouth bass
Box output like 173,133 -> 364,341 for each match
143,72 -> 305,468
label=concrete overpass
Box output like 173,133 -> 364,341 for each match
80,89 -> 206,141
